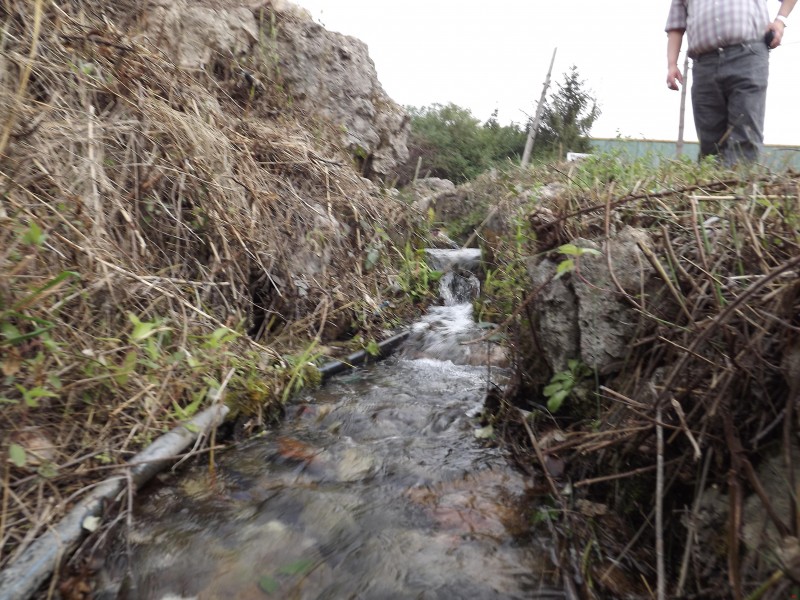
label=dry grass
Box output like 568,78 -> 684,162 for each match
0,0 -> 416,578
493,157 -> 800,598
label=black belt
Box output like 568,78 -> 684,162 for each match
691,38 -> 765,60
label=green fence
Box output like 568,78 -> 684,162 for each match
590,138 -> 800,171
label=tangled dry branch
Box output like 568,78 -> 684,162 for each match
509,166 -> 800,598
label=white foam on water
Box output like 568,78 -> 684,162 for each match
424,248 -> 482,272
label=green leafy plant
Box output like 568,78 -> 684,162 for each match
363,339 -> 380,357
475,215 -> 537,324
1,270 -> 78,346
21,221 -> 46,246
543,358 -> 592,413
281,343 -> 323,403
554,243 -> 601,279
396,243 -> 442,301
127,312 -> 167,343
13,384 -> 58,408
532,505 -> 560,525
8,443 -> 26,468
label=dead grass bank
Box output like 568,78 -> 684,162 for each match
489,157 -> 800,598
0,0 -> 415,583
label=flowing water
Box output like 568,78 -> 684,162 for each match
97,250 -> 561,599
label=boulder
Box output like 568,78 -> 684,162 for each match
408,177 -> 456,214
138,0 -> 409,180
526,226 -> 656,372
263,2 -> 409,179
528,262 -> 579,373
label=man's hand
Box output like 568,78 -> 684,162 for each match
666,30 -> 685,90
667,65 -> 683,90
767,20 -> 786,48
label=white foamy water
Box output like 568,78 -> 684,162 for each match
424,248 -> 482,272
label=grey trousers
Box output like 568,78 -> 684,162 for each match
691,40 -> 769,165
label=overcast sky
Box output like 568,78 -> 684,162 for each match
296,1 -> 800,146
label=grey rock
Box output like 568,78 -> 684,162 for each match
334,446 -> 376,482
528,257 -> 579,373
139,0 -> 258,70
408,178 -> 456,214
527,226 -> 655,372
139,0 -> 409,180
573,228 -> 653,369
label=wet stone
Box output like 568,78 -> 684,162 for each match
333,446 -> 375,482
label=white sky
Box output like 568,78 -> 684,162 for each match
296,0 -> 800,145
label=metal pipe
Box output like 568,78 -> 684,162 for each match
318,330 -> 409,380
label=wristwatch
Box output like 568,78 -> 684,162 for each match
775,14 -> 789,27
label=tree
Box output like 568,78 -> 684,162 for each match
399,104 -> 526,185
536,66 -> 600,158
404,103 -> 489,183
480,110 -> 527,165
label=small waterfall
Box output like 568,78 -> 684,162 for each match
439,270 -> 480,306
425,247 -> 482,307
424,248 -> 482,273
401,248 -> 505,367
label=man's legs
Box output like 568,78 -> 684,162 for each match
691,56 -> 729,159
719,43 -> 769,165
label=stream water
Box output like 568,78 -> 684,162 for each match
96,250 -> 561,599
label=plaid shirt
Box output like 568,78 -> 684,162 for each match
666,0 -> 774,57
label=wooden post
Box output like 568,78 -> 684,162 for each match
412,155 -> 422,182
521,47 -> 557,167
676,52 -> 689,157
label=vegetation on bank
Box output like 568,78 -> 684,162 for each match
398,66 -> 599,184
2,1 -> 798,599
0,0 -> 437,583
464,154 -> 800,599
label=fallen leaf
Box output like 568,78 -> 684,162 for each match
1,351 -> 21,377
576,499 -> 608,517
8,443 -> 26,468
276,437 -> 318,462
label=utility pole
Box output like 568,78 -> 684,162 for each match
676,52 -> 689,157
521,47 -> 557,167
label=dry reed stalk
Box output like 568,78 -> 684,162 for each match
655,402 -> 665,600
513,166 -> 800,596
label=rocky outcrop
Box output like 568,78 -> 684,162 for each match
264,3 -> 409,179
527,227 -> 657,373
139,0 -> 259,71
137,0 -> 409,179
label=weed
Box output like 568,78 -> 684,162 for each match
396,243 -> 442,301
554,243 -> 602,279
280,343 -> 323,403
475,215 -> 534,323
543,359 -> 592,413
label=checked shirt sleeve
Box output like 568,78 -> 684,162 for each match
665,0 -> 687,31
